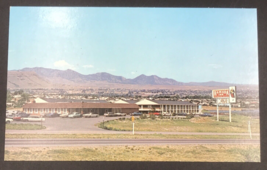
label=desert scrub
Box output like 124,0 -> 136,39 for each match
6,123 -> 46,130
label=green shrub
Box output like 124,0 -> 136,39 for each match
158,114 -> 163,119
150,114 -> 156,120
140,114 -> 147,119
186,113 -> 194,119
172,113 -> 176,116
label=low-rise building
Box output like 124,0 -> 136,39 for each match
22,102 -> 139,115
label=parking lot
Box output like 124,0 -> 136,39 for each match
8,116 -> 129,133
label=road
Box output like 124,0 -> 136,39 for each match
5,139 -> 260,147
5,130 -> 260,136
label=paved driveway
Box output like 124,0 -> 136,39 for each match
8,116 -> 129,133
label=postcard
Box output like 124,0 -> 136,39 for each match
5,7 -> 259,162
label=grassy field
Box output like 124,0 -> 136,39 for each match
6,123 -> 46,130
4,144 -> 260,162
98,114 -> 259,133
202,106 -> 242,111
5,133 -> 259,140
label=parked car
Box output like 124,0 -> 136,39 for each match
83,113 -> 99,118
17,112 -> 30,117
200,113 -> 213,117
162,112 -> 172,116
6,118 -> 13,124
149,112 -> 160,115
12,116 -> 22,121
68,112 -> 82,118
131,112 -> 142,116
21,116 -> 45,122
176,113 -> 188,116
6,114 -> 14,118
44,113 -> 53,117
45,113 -> 60,118
114,112 -> 126,116
60,113 -> 69,118
104,112 -> 115,117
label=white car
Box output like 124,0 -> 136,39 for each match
21,116 -> 45,122
104,112 -> 115,117
114,113 -> 126,116
162,112 -> 172,116
83,113 -> 99,118
60,113 -> 69,118
6,118 -> 13,124
68,112 -> 82,118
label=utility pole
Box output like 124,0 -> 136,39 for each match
217,102 -> 219,121
229,103 -> 231,122
248,120 -> 252,139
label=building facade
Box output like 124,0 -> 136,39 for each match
114,99 -> 199,114
23,103 -> 139,115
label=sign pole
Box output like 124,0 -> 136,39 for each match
133,122 -> 134,135
132,116 -> 135,135
229,103 -> 231,122
248,120 -> 252,139
217,103 -> 219,121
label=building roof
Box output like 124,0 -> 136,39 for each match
135,99 -> 158,105
23,103 -> 139,109
125,99 -> 197,106
34,97 -> 48,103
124,100 -> 139,104
112,99 -> 129,104
155,100 -> 196,105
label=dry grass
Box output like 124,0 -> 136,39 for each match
5,133 -> 259,140
99,114 -> 259,133
4,144 -> 260,162
202,106 -> 242,111
6,124 -> 46,130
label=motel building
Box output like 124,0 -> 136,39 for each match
22,102 -> 139,115
112,99 -> 199,114
22,98 -> 199,115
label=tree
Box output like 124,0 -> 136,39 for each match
6,90 -> 12,102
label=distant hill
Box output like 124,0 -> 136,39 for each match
7,67 -> 237,89
129,74 -> 184,85
7,71 -> 52,89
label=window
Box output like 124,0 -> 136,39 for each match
34,109 -> 38,113
57,108 -> 61,113
46,109 -> 49,113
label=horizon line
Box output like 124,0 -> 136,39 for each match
8,67 -> 259,86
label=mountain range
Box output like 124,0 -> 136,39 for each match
7,67 -> 236,89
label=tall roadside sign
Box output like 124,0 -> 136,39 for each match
229,86 -> 237,103
212,86 -> 236,122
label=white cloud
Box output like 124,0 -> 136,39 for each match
131,71 -> 136,75
83,65 -> 94,68
54,60 -> 75,69
209,64 -> 222,69
39,8 -> 75,29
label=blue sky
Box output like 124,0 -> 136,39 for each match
8,7 -> 258,84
